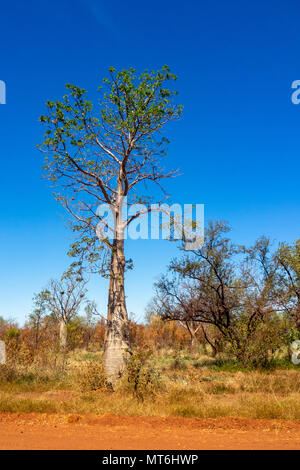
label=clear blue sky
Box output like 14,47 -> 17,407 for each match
1,0 -> 300,324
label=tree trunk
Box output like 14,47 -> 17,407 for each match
188,324 -> 200,352
295,298 -> 300,331
103,237 -> 130,385
187,328 -> 197,351
200,323 -> 218,357
59,319 -> 67,350
34,325 -> 39,351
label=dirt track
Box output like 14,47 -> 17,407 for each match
0,413 -> 300,450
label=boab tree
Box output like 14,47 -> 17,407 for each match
39,66 -> 182,383
45,275 -> 87,350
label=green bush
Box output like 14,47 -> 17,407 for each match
228,315 -> 289,368
122,349 -> 161,401
78,361 -> 109,391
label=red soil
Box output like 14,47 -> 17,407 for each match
0,412 -> 300,450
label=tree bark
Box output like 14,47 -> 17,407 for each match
200,323 -> 218,357
59,319 -> 67,350
295,297 -> 300,331
103,237 -> 130,384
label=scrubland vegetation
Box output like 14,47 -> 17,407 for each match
1,219 -> 300,420
1,68 -> 300,422
0,313 -> 300,420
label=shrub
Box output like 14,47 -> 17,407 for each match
0,364 -> 16,382
121,349 -> 161,401
5,329 -> 20,340
169,353 -> 187,371
78,361 -> 109,391
227,315 -> 289,368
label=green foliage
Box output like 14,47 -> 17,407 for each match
100,66 -> 182,135
5,328 -> 20,339
287,327 -> 300,343
228,315 -> 289,368
276,239 -> 300,328
155,220 -> 300,368
277,239 -> 300,275
38,66 -> 182,276
123,349 -> 161,401
170,353 -> 187,370
78,361 -> 109,392
39,65 -> 182,184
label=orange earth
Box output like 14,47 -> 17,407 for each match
0,413 -> 300,449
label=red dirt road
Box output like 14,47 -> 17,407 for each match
0,413 -> 300,450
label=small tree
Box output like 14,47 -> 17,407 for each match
28,291 -> 49,350
45,275 -> 87,349
155,221 -> 279,365
275,240 -> 300,330
83,300 -> 102,350
39,66 -> 182,382
151,278 -> 202,349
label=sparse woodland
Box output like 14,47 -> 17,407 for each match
0,220 -> 300,419
0,67 -> 300,420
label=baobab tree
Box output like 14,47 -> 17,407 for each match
45,275 -> 87,349
39,66 -> 182,383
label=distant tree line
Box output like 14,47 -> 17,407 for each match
1,220 -> 299,368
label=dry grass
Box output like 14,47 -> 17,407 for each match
0,349 -> 299,420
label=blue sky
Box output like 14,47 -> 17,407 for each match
0,0 -> 300,324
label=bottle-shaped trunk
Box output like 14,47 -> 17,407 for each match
59,319 -> 68,350
103,238 -> 130,384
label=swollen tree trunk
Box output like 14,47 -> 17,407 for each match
59,319 -> 67,350
103,237 -> 130,384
